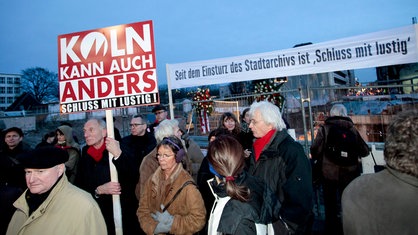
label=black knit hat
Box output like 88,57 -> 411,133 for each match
18,146 -> 69,169
152,104 -> 167,113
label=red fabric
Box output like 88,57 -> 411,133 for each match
253,129 -> 276,162
87,139 -> 106,162
55,144 -> 71,150
225,176 -> 235,182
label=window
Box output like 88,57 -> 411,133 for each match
7,97 -> 14,103
7,87 -> 13,94
14,87 -> 20,94
0,97 -> 5,104
14,77 -> 20,84
0,77 -> 5,84
0,87 -> 5,93
7,77 -> 13,84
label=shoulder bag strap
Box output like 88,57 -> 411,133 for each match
370,150 -> 378,166
162,180 -> 196,212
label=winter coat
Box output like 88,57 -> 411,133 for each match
247,130 -> 313,234
207,171 -> 280,235
342,168 -> 418,235
0,141 -> 32,235
135,145 -> 195,200
75,144 -> 140,235
121,132 -> 157,166
181,133 -> 204,180
6,175 -> 107,235
56,125 -> 80,183
310,116 -> 369,182
135,148 -> 159,200
137,163 -> 206,235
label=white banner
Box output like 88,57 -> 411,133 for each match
167,25 -> 418,89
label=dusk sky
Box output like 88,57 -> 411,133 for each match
0,0 -> 416,85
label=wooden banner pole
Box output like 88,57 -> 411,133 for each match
106,110 -> 123,235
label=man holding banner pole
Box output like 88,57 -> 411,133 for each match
75,117 -> 141,235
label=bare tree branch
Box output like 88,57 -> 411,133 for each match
21,67 -> 58,103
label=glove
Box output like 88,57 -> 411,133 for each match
154,221 -> 172,234
152,205 -> 174,234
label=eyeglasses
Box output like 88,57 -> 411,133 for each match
249,119 -> 262,125
156,153 -> 174,159
154,110 -> 166,115
129,123 -> 146,127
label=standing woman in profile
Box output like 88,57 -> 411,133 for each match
55,125 -> 80,183
206,135 -> 280,235
137,136 -> 206,235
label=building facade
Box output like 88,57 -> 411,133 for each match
0,73 -> 22,111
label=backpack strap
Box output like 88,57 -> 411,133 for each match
162,180 -> 195,212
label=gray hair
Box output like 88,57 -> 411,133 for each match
249,101 -> 287,131
330,104 -> 348,117
88,117 -> 107,129
384,110 -> 418,178
154,119 -> 179,143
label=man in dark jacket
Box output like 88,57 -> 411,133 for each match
0,127 -> 32,235
75,118 -> 140,235
121,114 -> 156,167
310,104 -> 369,235
247,101 -> 313,235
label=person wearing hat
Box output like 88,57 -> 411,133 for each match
149,104 -> 168,133
137,136 -> 206,234
0,127 -> 32,235
6,146 -> 107,235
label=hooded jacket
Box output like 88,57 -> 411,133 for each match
56,125 -> 80,183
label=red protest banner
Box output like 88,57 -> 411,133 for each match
58,20 -> 159,114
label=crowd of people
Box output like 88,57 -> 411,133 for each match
0,101 -> 416,235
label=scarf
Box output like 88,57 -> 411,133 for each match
87,139 -> 106,162
253,129 -> 276,162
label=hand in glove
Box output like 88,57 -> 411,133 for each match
154,220 -> 173,234
152,204 -> 174,234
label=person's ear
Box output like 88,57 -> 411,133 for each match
57,164 -> 66,176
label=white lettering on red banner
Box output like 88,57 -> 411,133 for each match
58,20 -> 159,113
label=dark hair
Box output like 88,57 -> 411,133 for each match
217,112 -> 241,135
241,108 -> 250,122
207,128 -> 229,142
384,110 -> 418,177
4,127 -> 24,137
133,114 -> 148,124
152,104 -> 167,113
44,131 -> 56,141
157,136 -> 185,163
207,135 -> 250,202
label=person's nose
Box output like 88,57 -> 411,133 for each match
27,173 -> 36,184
